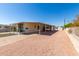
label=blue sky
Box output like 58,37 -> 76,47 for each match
0,3 -> 79,26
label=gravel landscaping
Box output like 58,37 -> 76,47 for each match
0,33 -> 15,37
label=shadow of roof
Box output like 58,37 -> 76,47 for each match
21,30 -> 58,36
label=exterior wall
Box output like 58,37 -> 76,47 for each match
45,24 -> 52,31
23,23 -> 44,33
58,27 -> 63,30
10,24 -> 18,32
52,26 -> 55,31
0,25 -> 10,32
23,23 -> 44,30
11,22 -> 54,33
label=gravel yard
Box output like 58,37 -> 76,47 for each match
0,30 -> 78,56
0,33 -> 15,37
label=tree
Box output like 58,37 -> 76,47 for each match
72,15 -> 79,27
64,23 -> 73,28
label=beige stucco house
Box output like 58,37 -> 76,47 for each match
10,22 -> 55,33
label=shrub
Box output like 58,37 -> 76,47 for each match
68,29 -> 72,33
64,23 -> 73,28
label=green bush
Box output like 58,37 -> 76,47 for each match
64,23 -> 73,28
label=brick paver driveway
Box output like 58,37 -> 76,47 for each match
0,30 -> 78,56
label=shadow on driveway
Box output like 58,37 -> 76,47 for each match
39,30 -> 58,36
22,30 -> 58,36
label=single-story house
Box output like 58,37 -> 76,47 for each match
0,24 -> 10,32
10,22 -> 55,33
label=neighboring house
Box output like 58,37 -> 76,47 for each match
0,24 -> 10,32
57,26 -> 64,30
10,22 -> 55,33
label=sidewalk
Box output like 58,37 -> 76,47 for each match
50,30 -> 78,55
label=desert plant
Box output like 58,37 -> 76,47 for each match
68,29 -> 72,33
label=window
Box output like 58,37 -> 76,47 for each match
25,28 -> 28,29
37,26 -> 39,30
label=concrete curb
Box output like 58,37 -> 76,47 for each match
65,30 -> 79,54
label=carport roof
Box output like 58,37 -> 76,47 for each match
10,22 -> 54,26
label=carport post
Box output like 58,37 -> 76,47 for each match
17,24 -> 20,35
10,24 -> 12,34
45,24 -> 46,32
18,27 -> 20,35
39,24 -> 40,34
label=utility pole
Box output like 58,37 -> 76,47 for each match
64,18 -> 66,29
